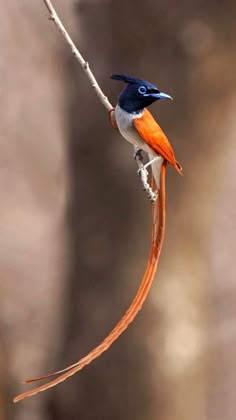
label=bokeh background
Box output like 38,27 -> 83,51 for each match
1,1 -> 236,419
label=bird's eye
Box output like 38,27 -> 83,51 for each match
138,86 -> 147,95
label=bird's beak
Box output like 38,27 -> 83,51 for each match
151,92 -> 173,101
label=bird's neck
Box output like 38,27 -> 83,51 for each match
118,97 -> 144,114
115,104 -> 143,122
130,108 -> 144,115
118,103 -> 144,115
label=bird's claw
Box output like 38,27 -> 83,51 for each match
133,148 -> 143,161
137,167 -> 148,178
133,147 -> 157,203
137,167 -> 157,203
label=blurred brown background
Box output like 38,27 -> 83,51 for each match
0,1 -> 236,419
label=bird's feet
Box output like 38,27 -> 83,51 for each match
137,167 -> 157,203
133,146 -> 157,203
133,147 -> 144,161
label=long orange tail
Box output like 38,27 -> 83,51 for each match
13,162 -> 167,403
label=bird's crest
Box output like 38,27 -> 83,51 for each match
111,74 -> 145,85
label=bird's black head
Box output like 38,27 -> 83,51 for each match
111,74 -> 173,114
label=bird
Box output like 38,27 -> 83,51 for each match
109,74 -> 182,189
13,75 -> 182,403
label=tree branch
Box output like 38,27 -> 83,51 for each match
43,0 -> 112,112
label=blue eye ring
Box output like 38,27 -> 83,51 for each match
138,85 -> 147,95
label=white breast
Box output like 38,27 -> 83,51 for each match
114,104 -> 163,190
114,105 -> 150,153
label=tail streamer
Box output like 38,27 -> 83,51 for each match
13,163 -> 167,403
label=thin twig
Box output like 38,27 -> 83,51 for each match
43,0 -> 112,112
42,0 -> 155,197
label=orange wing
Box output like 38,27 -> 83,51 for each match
134,108 -> 182,175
